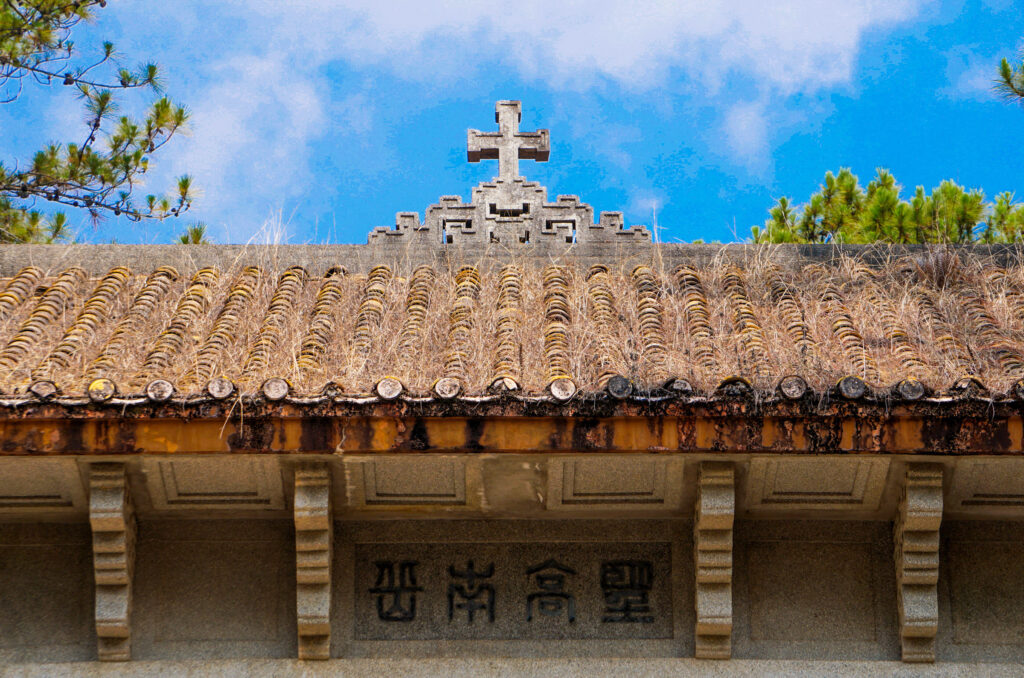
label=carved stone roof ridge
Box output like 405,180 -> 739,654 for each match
368,100 -> 651,253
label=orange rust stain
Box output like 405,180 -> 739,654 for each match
2,413 -> 1021,457
334,417 -> 398,452
337,417 -> 397,454
891,418 -> 924,452
661,417 -> 679,450
478,419 -> 557,451
1009,417 -> 1023,452
33,423 -> 65,452
695,419 -> 715,450
761,419 -> 779,448
368,418 -> 400,451
277,419 -> 305,451
840,419 -> 856,451
611,418 -> 666,451
790,421 -> 807,451
133,420 -> 235,454
423,419 -> 466,450
9,421 -> 69,453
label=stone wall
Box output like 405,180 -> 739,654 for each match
1,243 -> 1023,276
2,516 -> 1023,664
2,452 -> 1024,668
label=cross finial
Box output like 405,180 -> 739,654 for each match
467,101 -> 550,181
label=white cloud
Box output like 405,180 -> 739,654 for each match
940,47 -> 999,102
625,188 -> 668,230
99,0 -> 930,239
233,0 -> 926,93
723,101 -> 770,170
212,0 -> 927,188
161,53 -> 328,240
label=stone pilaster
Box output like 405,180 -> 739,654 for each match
294,463 -> 332,659
89,463 -> 135,661
894,463 -> 943,662
694,462 -> 734,659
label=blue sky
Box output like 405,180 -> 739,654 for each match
3,0 -> 1023,244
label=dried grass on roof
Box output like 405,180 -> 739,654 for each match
1,249 -> 1024,398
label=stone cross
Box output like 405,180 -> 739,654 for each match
467,100 -> 550,180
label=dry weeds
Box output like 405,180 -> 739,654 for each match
2,247 -> 1024,397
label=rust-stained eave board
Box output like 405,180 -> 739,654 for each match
0,401 -> 1021,456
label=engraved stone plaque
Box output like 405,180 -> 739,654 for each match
354,542 -> 672,640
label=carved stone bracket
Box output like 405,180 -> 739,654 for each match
694,462 -> 735,659
295,463 -> 332,659
89,462 -> 135,661
894,463 -> 943,662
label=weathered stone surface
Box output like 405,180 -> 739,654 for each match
333,519 -> 692,658
131,520 -> 296,659
895,464 -> 943,663
546,456 -> 684,513
0,524 -> 94,663
353,542 -> 672,640
948,541 -> 1024,645
4,513 -> 1024,666
368,101 -> 650,253
343,456 -> 484,513
694,462 -> 734,659
947,458 -> 1024,518
7,658 -> 1024,678
142,457 -> 284,512
745,457 -> 889,515
295,463 -> 332,660
89,463 -> 135,661
0,458 -> 87,515
938,521 -> 1024,662
467,100 -> 549,181
732,521 -> 899,661
748,542 -> 876,643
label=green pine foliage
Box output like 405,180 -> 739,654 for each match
177,222 -> 210,244
0,1 -> 192,243
0,196 -> 70,243
752,168 -> 1022,244
997,50 -> 1024,104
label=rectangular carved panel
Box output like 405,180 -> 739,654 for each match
694,462 -> 734,658
353,542 -> 673,640
746,457 -> 889,513
894,464 -> 943,662
294,463 -> 332,659
89,463 -> 135,661
547,457 -> 682,512
0,458 -> 86,514
949,458 -> 1024,516
343,457 -> 474,509
144,458 -> 284,511
364,457 -> 465,505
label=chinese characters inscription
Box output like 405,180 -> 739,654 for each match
600,560 -> 655,623
369,560 -> 423,622
355,542 -> 671,640
448,560 -> 496,623
526,559 -> 577,623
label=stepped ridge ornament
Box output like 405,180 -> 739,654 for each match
368,101 -> 651,250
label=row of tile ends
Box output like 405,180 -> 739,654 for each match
13,371 -> 1024,408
